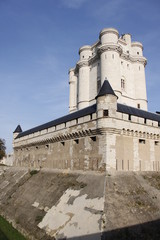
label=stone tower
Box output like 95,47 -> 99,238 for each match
69,28 -> 147,112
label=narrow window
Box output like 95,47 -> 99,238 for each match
127,50 -> 129,54
121,61 -> 123,65
45,144 -> 49,149
121,79 -> 125,90
139,66 -> 140,71
112,54 -> 114,59
137,52 -> 139,55
105,54 -> 107,59
90,114 -> 92,120
36,146 -> 39,149
128,115 -> 131,121
61,142 -> 65,146
144,118 -> 146,124
103,110 -> 108,117
137,103 -> 140,109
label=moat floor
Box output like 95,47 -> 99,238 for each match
0,166 -> 160,240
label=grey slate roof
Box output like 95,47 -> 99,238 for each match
117,104 -> 160,122
16,104 -> 96,139
13,125 -> 22,133
16,103 -> 160,139
95,80 -> 117,99
15,79 -> 160,139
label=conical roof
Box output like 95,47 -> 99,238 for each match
95,80 -> 117,99
13,125 -> 22,133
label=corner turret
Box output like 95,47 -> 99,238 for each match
96,80 -> 118,121
13,125 -> 22,139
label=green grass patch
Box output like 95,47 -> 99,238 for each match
0,215 -> 26,240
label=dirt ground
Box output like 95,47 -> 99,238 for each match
0,167 -> 160,240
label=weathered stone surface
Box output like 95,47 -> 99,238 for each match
0,167 -> 160,239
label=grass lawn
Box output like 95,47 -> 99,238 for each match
0,215 -> 26,240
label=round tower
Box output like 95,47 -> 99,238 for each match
69,68 -> 77,112
131,42 -> 143,56
131,42 -> 148,110
77,45 -> 91,110
99,28 -> 119,44
98,28 -> 122,94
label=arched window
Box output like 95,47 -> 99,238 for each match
121,78 -> 125,90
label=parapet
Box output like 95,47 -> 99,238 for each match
99,28 -> 119,44
79,45 -> 92,60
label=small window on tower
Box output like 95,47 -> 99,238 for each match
112,54 -> 114,59
103,110 -> 109,117
121,79 -> 125,90
137,52 -> 139,55
137,104 -> 140,109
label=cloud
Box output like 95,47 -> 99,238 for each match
60,0 -> 89,9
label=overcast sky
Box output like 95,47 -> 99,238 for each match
0,0 -> 160,153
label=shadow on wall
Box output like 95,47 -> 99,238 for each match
59,219 -> 160,240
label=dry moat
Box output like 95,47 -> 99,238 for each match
0,166 -> 160,240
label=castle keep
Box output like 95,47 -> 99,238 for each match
13,28 -> 160,171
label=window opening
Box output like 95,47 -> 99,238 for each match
74,139 -> 79,144
90,136 -> 96,142
103,110 -> 109,117
121,79 -> 125,90
139,139 -> 145,144
155,141 -> 159,146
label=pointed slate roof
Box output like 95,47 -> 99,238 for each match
13,125 -> 22,133
95,80 -> 117,99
